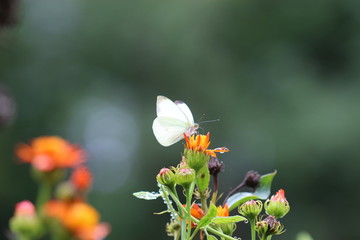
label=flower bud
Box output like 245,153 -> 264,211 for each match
255,215 -> 284,237
208,156 -> 224,176
166,219 -> 181,237
55,182 -> 76,201
175,168 -> 195,187
264,189 -> 290,219
184,149 -> 210,172
243,170 -> 261,189
219,222 -> 237,236
238,200 -> 263,221
10,201 -> 44,238
156,168 -> 175,187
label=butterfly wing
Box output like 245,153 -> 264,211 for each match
152,116 -> 190,146
174,100 -> 194,125
153,96 -> 193,146
156,96 -> 189,122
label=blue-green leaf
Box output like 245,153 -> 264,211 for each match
133,191 -> 161,200
227,171 -> 277,211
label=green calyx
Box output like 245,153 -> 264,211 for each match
174,167 -> 196,187
156,168 -> 176,187
264,199 -> 290,219
238,200 -> 263,221
184,149 -> 210,172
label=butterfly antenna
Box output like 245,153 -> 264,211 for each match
197,114 -> 206,122
199,119 -> 220,124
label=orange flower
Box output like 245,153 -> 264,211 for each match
45,200 -> 70,221
62,202 -> 100,231
45,201 -> 110,240
184,133 -> 229,157
182,203 -> 205,228
216,204 -> 229,217
270,189 -> 287,203
16,136 -> 85,172
189,203 -> 205,220
71,165 -> 93,191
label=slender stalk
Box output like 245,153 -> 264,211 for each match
186,182 -> 196,240
36,182 -> 51,214
181,219 -> 187,240
200,192 -> 208,213
160,184 -> 178,219
222,181 -> 246,206
249,219 -> 256,240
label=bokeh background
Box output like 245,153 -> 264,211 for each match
1,0 -> 360,239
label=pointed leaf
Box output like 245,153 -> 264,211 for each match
133,191 -> 161,200
227,171 -> 277,211
197,203 -> 218,229
212,215 -> 247,224
196,165 -> 210,193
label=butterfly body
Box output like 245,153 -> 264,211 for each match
152,96 -> 199,147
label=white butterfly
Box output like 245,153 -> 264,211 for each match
152,95 -> 199,147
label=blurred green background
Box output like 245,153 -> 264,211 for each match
1,0 -> 360,239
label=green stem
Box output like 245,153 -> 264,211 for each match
36,182 -> 52,214
200,192 -> 208,213
186,182 -> 196,240
181,219 -> 187,240
160,185 -> 178,219
249,219 -> 256,240
267,236 -> 272,240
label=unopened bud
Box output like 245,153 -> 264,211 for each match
264,189 -> 290,219
238,200 -> 263,221
208,156 -> 224,176
175,168 -> 195,187
55,182 -> 76,201
255,215 -> 284,239
184,149 -> 210,172
219,222 -> 237,236
156,168 -> 175,187
255,215 -> 285,237
244,171 -> 261,189
166,219 -> 181,237
10,201 -> 44,238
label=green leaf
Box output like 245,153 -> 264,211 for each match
197,203 -> 218,229
196,165 -> 210,193
227,171 -> 277,211
133,191 -> 161,200
211,215 -> 247,224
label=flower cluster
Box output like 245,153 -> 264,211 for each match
134,96 -> 291,240
135,129 -> 290,240
10,136 -> 110,240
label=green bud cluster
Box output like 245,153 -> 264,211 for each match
10,214 -> 44,239
184,149 -> 210,172
264,189 -> 290,219
174,168 -> 196,187
255,215 -> 285,238
166,219 -> 181,237
238,200 -> 263,221
156,168 -> 176,187
219,222 -> 237,236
